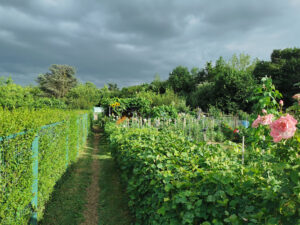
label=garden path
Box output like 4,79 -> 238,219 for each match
41,127 -> 133,225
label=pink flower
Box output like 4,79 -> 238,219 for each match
279,100 -> 284,106
252,114 -> 274,128
293,94 -> 300,105
292,93 -> 300,101
262,109 -> 267,114
270,114 -> 298,142
260,114 -> 274,125
252,115 -> 261,128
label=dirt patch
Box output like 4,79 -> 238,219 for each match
80,133 -> 101,225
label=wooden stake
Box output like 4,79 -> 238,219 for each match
242,136 -> 245,165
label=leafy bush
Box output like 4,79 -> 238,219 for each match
0,78 -> 67,109
0,109 -> 90,224
136,89 -> 189,112
99,97 -> 152,117
106,123 -> 299,225
150,105 -> 178,119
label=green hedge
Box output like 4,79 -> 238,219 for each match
0,108 -> 90,224
106,123 -> 299,225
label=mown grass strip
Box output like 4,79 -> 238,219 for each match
39,135 -> 93,225
97,136 -> 133,225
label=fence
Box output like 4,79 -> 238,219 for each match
0,113 -> 89,225
117,115 -> 249,142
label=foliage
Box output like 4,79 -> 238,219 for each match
0,78 -> 67,109
106,123 -> 299,225
40,135 -> 93,225
187,55 -> 258,113
0,109 -> 90,224
37,64 -> 78,98
136,89 -> 189,112
249,77 -> 282,115
253,48 -> 300,107
148,74 -> 168,94
168,66 -> 196,94
66,82 -> 101,109
150,105 -> 178,119
118,84 -> 149,98
186,82 -> 215,111
100,97 -> 152,117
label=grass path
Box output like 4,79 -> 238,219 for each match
40,136 -> 93,225
97,134 -> 133,225
40,128 -> 133,225
80,132 -> 101,225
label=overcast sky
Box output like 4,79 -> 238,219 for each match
0,0 -> 299,88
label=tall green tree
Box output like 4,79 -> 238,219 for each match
253,48 -> 300,106
168,66 -> 195,94
187,54 -> 257,113
107,83 -> 119,91
37,64 -> 78,98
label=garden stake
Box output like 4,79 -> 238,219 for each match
242,136 -> 245,165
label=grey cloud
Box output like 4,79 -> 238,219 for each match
0,0 -> 299,87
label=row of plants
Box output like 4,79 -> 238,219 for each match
105,80 -> 299,224
106,116 -> 299,224
0,108 -> 91,224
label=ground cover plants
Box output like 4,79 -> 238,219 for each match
104,78 -> 299,225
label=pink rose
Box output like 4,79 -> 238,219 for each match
279,100 -> 284,106
270,114 -> 298,142
262,109 -> 267,114
252,115 -> 261,128
252,114 -> 274,128
260,114 -> 274,125
292,93 -> 300,101
293,94 -> 300,105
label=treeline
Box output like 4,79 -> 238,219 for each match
100,48 -> 300,114
0,65 -> 101,110
1,48 -> 299,112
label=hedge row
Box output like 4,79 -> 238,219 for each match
106,123 -> 299,225
0,108 -> 90,224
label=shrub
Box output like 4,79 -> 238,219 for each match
106,123 -> 299,225
0,109 -> 90,224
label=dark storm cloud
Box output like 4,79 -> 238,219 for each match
0,0 -> 299,87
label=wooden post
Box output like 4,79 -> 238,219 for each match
30,136 -> 39,225
235,116 -> 237,128
77,117 -> 79,157
66,120 -> 69,168
242,136 -> 245,165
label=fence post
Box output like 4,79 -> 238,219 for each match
85,114 -> 88,144
77,117 -> 79,157
30,135 -> 39,225
82,115 -> 85,147
65,121 -> 69,168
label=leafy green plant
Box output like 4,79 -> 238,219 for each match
0,109 -> 90,224
106,123 -> 299,225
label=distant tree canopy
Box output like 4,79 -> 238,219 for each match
0,77 -> 66,109
1,48 -> 298,113
108,83 -> 119,91
37,64 -> 78,98
253,48 -> 300,106
168,66 -> 196,94
66,82 -> 101,109
186,54 -> 258,113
